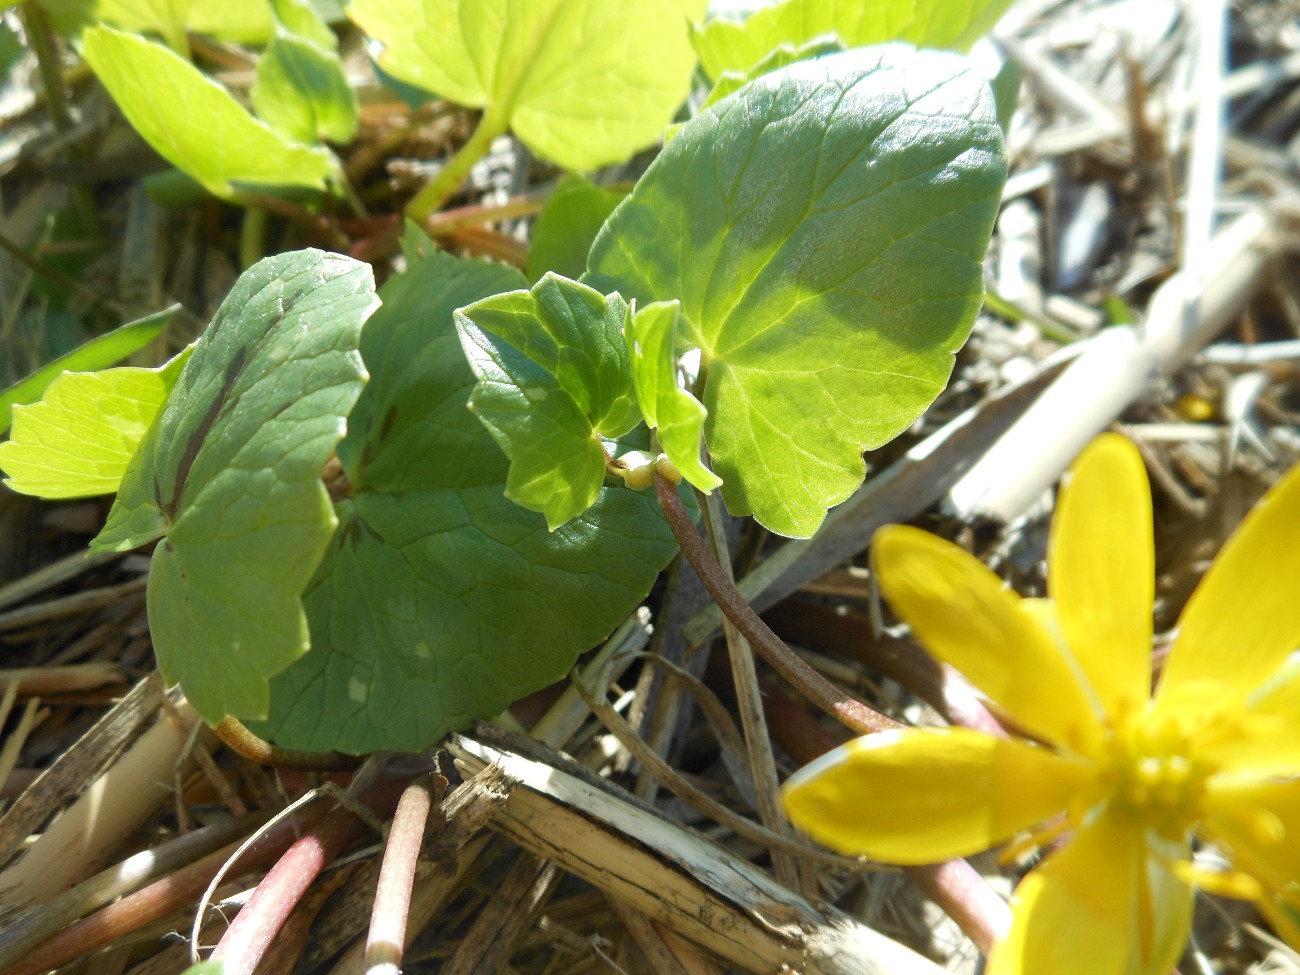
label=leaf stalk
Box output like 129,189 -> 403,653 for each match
652,472 -> 897,737
405,111 -> 509,221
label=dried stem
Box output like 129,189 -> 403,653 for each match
653,473 -> 897,736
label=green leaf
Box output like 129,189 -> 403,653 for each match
526,174 -> 624,283
252,34 -> 358,144
588,46 -> 1006,537
628,301 -> 720,493
455,273 -> 640,530
270,0 -> 336,49
0,306 -> 173,434
92,250 -> 376,726
81,25 -> 334,199
692,0 -> 1016,80
347,0 -> 705,171
246,251 -> 679,753
0,351 -> 189,499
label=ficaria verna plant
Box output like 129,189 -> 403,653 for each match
782,433 -> 1300,974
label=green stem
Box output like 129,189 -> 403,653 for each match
21,4 -> 102,235
405,112 -> 509,222
238,206 -> 268,270
214,715 -> 359,771
653,472 -> 897,737
21,3 -> 72,133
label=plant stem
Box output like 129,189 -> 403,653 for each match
214,716 -> 359,771
405,112 -> 508,222
208,778 -> 411,975
653,473 -> 897,737
364,776 -> 437,975
238,206 -> 268,270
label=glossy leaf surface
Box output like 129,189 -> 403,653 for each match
456,273 -> 640,529
249,251 -> 679,753
92,250 -> 376,725
348,0 -> 705,170
588,46 -> 1006,536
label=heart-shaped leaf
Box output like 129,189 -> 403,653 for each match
455,273 -> 640,530
92,250 -> 376,725
348,0 -> 705,171
248,250 -> 679,753
588,46 -> 1006,537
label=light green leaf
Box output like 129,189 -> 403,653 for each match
271,0 -> 336,49
348,0 -> 704,171
526,174 -> 624,283
588,46 -> 1006,537
0,306 -> 174,434
0,351 -> 189,499
628,301 -> 720,493
81,25 -> 333,199
697,34 -> 845,115
252,34 -> 358,144
39,0 -> 277,48
246,251 -> 679,753
455,273 -> 640,530
692,0 -> 1016,80
91,250 -> 376,726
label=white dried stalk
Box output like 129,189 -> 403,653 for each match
449,734 -> 946,975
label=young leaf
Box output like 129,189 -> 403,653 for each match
588,46 -> 1006,537
245,251 -> 679,753
0,352 -> 189,499
270,0 -> 337,49
0,306 -> 174,434
81,25 -> 334,199
455,273 -> 640,530
692,0 -> 1017,80
347,0 -> 705,171
91,250 -> 376,726
628,301 -> 721,493
251,33 -> 358,145
526,174 -> 624,283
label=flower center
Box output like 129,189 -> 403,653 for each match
1101,712 -> 1210,837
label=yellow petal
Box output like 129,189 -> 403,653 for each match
873,525 -> 1103,755
1202,776 -> 1300,897
988,813 -> 1193,975
1197,664 -> 1300,777
1049,434 -> 1153,721
1158,460 -> 1300,700
780,727 -> 1094,863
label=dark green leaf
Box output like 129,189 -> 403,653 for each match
526,174 -> 624,283
248,252 -> 679,753
92,250 -> 376,725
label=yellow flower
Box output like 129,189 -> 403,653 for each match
781,434 -> 1300,974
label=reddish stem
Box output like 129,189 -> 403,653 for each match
654,473 -> 897,736
209,778 -> 410,975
